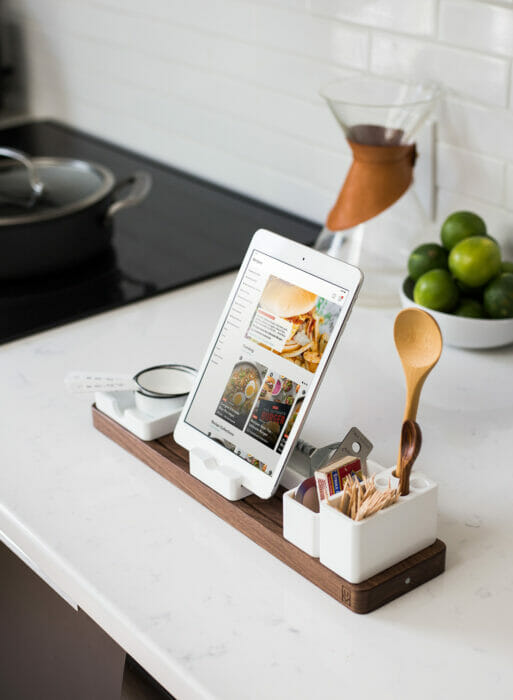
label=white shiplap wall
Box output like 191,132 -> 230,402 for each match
8,0 -> 513,248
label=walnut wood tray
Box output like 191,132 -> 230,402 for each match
92,406 -> 446,614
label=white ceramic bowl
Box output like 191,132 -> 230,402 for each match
400,279 -> 513,349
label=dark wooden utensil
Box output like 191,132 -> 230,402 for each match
394,308 -> 442,479
397,419 -> 422,496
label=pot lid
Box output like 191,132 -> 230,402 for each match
0,155 -> 115,225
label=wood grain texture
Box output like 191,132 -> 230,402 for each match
92,406 -> 446,614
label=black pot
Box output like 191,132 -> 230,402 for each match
0,147 -> 152,280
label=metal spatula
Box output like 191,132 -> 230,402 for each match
295,439 -> 341,472
327,426 -> 373,470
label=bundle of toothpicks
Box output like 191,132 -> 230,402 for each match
334,474 -> 398,521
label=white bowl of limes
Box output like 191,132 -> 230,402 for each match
400,211 -> 513,350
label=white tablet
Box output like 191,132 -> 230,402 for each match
174,229 -> 363,499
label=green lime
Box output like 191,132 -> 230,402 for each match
440,211 -> 487,250
455,298 -> 485,318
403,276 -> 415,300
408,243 -> 448,281
483,273 -> 513,319
501,261 -> 513,274
448,236 -> 501,287
413,269 -> 459,312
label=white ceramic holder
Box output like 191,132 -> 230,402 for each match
283,458 -> 382,557
189,448 -> 252,501
282,462 -> 438,582
283,487 -> 320,557
95,390 -> 186,441
189,445 -> 312,501
319,467 -> 437,583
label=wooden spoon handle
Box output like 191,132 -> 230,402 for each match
403,374 -> 427,422
396,374 -> 426,477
399,463 -> 413,496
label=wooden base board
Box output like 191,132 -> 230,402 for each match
92,406 -> 446,614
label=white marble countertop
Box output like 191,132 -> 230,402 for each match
2,272 -> 513,700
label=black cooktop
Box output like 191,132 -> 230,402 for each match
0,120 -> 318,344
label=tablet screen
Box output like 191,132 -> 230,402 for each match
185,249 -> 349,477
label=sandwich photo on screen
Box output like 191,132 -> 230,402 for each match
246,276 -> 342,373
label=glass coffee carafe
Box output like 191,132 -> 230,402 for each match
315,77 -> 439,307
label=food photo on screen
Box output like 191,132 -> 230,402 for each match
207,429 -> 236,453
207,423 -> 271,475
244,371 -> 300,449
245,275 -> 342,372
276,395 -> 305,454
214,360 -> 267,429
236,450 -> 270,476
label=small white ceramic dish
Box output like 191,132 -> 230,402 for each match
95,390 -> 187,441
400,278 -> 513,349
133,364 -> 196,412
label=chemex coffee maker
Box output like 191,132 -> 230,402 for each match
315,76 -> 439,307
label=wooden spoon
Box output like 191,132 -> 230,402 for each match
394,308 -> 442,478
397,420 -> 422,496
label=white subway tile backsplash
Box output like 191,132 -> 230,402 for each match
89,0 -> 122,9
11,0 -> 513,241
24,24 -> 347,153
439,1 -> 513,57
112,0 -> 368,70
250,4 -> 369,69
313,0 -> 436,36
117,0 -> 256,39
437,143 -> 504,205
206,41 -> 358,103
28,3 -> 357,108
38,3 -> 208,67
439,98 -> 513,162
54,1 -> 132,47
371,34 -> 510,106
506,164 -> 513,211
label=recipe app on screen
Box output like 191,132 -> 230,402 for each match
185,250 -> 348,477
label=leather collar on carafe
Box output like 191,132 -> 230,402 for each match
326,139 -> 417,232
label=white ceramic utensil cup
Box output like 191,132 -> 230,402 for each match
283,488 -> 320,557
319,467 -> 437,583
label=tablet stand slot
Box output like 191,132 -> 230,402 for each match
189,439 -> 314,501
189,448 -> 252,501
